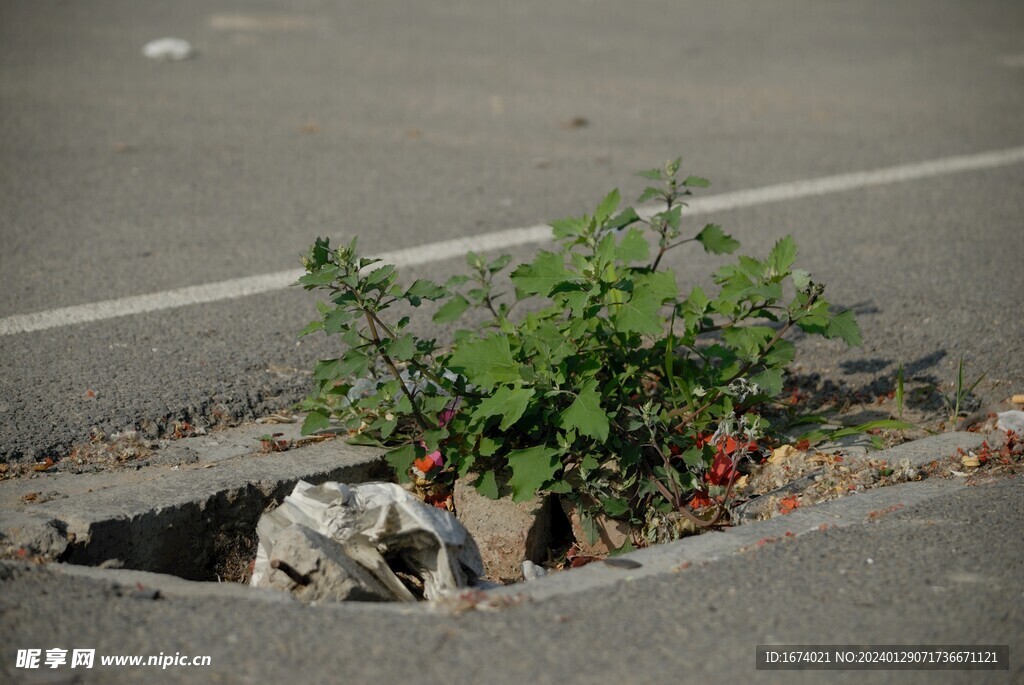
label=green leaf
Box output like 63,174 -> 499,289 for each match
510,251 -> 574,296
825,310 -> 862,347
447,334 -> 520,387
297,269 -> 337,287
474,471 -> 500,499
301,411 -> 331,435
313,359 -> 342,382
404,279 -> 446,305
433,295 -> 470,324
323,308 -> 353,335
895,363 -> 905,421
385,444 -> 420,484
376,414 -> 398,439
545,480 -> 573,494
308,237 -> 332,269
682,175 -> 710,188
478,436 -> 502,457
551,216 -> 586,240
595,189 -> 621,225
386,334 -> 416,361
637,186 -> 662,203
298,320 -> 324,337
580,453 -> 600,472
799,419 -> 915,447
749,367 -> 784,397
642,270 -> 679,301
722,326 -> 775,358
637,168 -> 663,181
421,427 -> 449,452
608,207 -> 641,231
768,236 -> 798,275
508,446 -> 560,502
791,269 -> 812,291
560,380 -> 609,442
487,254 -> 512,273
615,228 -> 650,263
696,224 -> 740,255
338,349 -> 371,377
680,448 -> 705,468
613,289 -> 663,335
763,339 -> 796,367
364,265 -> 396,287
601,497 -> 630,518
471,386 -> 534,430
346,432 -> 384,447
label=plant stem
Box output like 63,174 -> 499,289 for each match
366,310 -> 453,391
666,291 -> 817,429
363,311 -> 434,431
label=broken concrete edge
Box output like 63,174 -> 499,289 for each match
0,435 -> 388,579
0,474 -> 992,617
0,560 -> 421,616
0,427 -> 1001,603
489,477 -> 973,604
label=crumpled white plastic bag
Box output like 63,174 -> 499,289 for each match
996,410 -> 1024,435
251,480 -> 483,601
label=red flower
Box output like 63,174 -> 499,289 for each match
688,490 -> 713,509
706,449 -> 738,486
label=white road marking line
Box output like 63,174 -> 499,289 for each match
3,145 -> 1024,337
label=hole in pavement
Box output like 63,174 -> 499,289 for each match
56,459 -> 396,584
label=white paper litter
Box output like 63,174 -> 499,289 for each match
142,38 -> 196,61
996,410 -> 1024,434
251,480 -> 483,601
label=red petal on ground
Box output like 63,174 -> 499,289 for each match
778,496 -> 800,514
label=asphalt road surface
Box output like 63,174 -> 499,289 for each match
2,474 -> 1020,684
2,0 -> 1024,461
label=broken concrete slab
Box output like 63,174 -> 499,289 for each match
453,479 -> 553,581
0,431 -> 387,579
0,511 -> 69,559
262,524 -> 396,603
2,560 -> 298,604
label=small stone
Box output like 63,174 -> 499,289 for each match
521,560 -> 547,581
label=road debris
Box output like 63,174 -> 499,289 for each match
251,480 -> 484,602
996,411 -> 1024,434
142,38 -> 196,61
521,560 -> 546,581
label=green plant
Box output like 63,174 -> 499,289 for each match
296,159 -> 862,544
895,362 -> 905,421
941,355 -> 987,429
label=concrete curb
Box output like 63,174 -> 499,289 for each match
497,477 -> 968,603
0,425 -> 1000,605
0,429 -> 386,579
